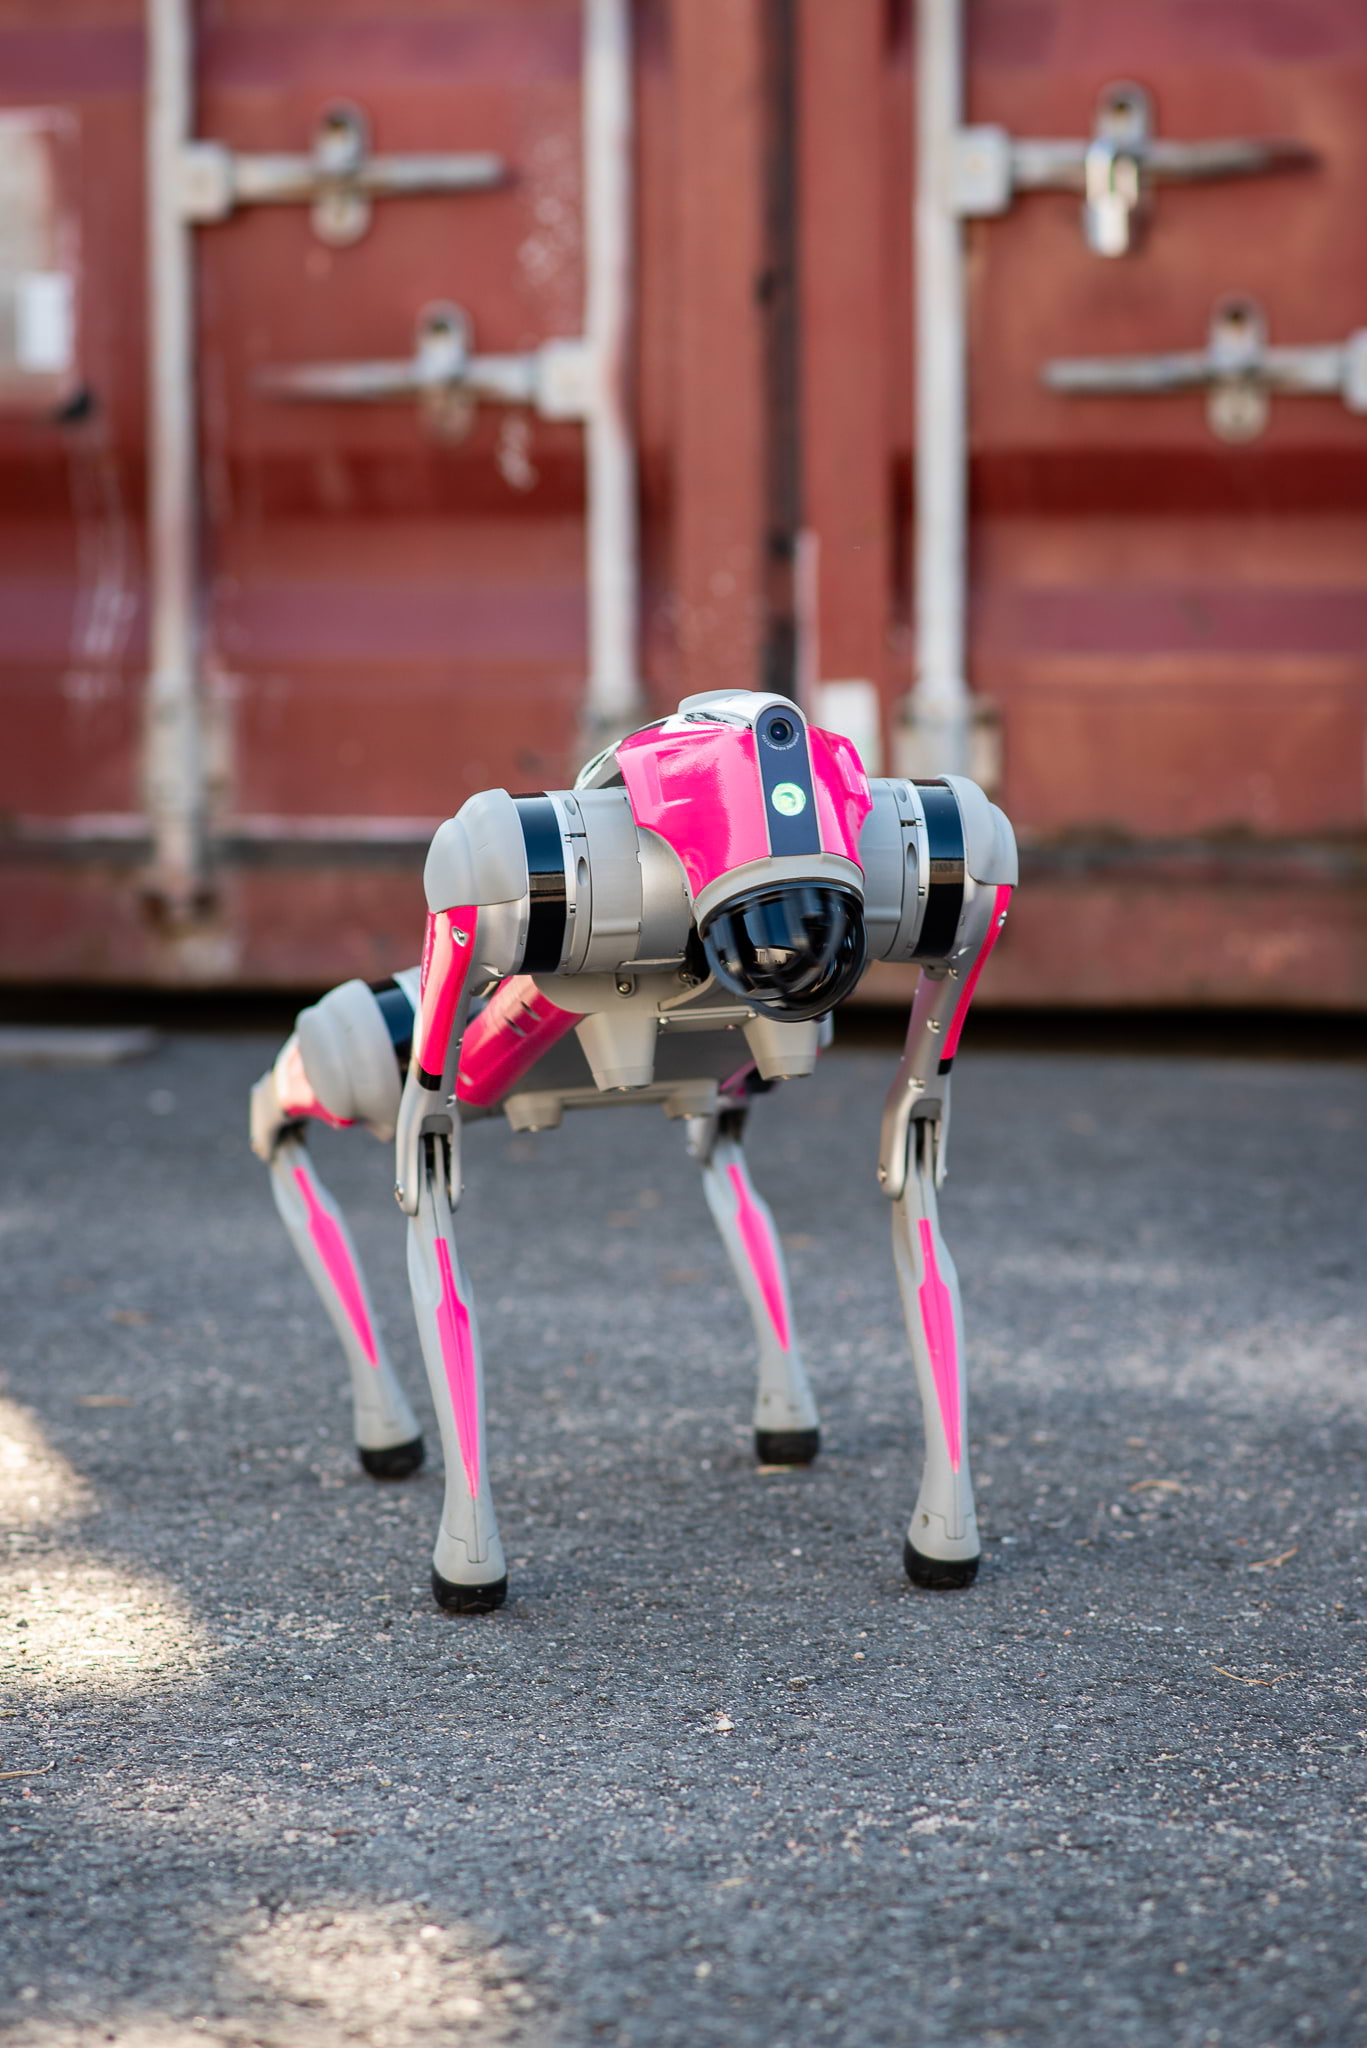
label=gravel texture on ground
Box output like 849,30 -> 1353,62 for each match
1,1031 -> 1364,2047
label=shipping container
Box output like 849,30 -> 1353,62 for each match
2,0 -> 1364,1003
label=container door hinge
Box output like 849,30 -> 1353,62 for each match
952,82 -> 1313,257
257,301 -> 595,437
178,103 -> 504,247
1042,296 -> 1367,441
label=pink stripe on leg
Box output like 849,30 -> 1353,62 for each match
727,1165 -> 791,1352
942,885 -> 1013,1062
417,907 -> 479,1082
292,1167 -> 378,1366
916,1219 -> 961,1471
433,1239 -> 481,1497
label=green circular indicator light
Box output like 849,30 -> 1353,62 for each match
771,782 -> 807,817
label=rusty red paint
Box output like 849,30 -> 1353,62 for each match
0,0 -> 1363,1002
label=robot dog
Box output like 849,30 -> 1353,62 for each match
250,691 -> 1016,1611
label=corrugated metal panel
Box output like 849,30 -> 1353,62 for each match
0,0 -> 1363,1001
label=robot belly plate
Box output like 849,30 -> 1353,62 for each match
455,975 -> 758,1132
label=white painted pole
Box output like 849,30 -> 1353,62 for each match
909,0 -> 971,777
144,0 -> 205,911
582,0 -> 642,736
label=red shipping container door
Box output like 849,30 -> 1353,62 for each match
803,0 -> 1367,1009
2,0 -> 630,986
1,0 -> 1364,1003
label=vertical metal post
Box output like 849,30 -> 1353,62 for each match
582,0 -> 642,740
669,0 -> 767,702
144,0 -> 205,916
760,0 -> 802,704
904,0 -> 971,778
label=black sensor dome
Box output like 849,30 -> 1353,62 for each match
701,883 -> 867,1023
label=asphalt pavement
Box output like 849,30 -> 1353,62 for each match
1,1028 -> 1364,2047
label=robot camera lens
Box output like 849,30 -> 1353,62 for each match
764,716 -> 796,747
701,884 -> 866,1023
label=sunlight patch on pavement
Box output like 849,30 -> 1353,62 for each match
0,1395 -> 91,1530
0,1396 -> 207,1694
229,1903 -> 539,2045
0,1908 -> 547,2047
0,1552 -> 208,1693
0,2024 -> 224,2047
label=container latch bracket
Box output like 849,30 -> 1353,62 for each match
952,83 -> 1313,257
257,301 -> 594,437
1042,297 -> 1367,441
178,103 -> 505,247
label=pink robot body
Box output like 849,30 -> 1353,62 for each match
251,691 -> 1018,1610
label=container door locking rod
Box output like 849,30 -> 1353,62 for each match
178,102 -> 505,247
953,82 -> 1314,257
1043,296 -> 1367,441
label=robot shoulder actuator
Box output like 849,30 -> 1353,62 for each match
424,789 -> 529,917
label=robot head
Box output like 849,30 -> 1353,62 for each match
608,693 -> 873,1022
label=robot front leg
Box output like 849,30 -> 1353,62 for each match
406,1131 -> 507,1612
878,869 -> 1012,1589
694,1108 -> 821,1465
891,1115 -> 980,1589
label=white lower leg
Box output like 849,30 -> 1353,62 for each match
269,1134 -> 422,1456
890,1122 -> 980,1573
699,1122 -> 819,1447
406,1135 -> 506,1601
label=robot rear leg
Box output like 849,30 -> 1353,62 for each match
265,1132 -> 423,1477
693,1107 -> 821,1465
251,981 -> 424,1479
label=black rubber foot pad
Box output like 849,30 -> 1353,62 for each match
903,1537 -> 980,1591
755,1427 -> 821,1467
432,1567 -> 507,1614
358,1436 -> 425,1481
